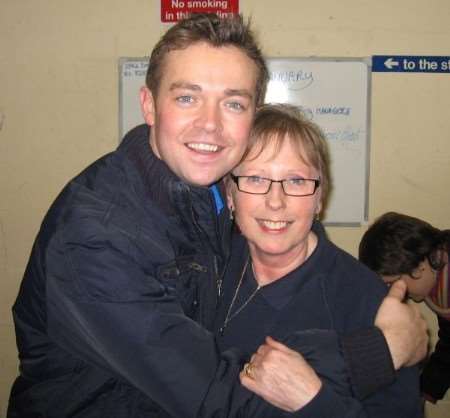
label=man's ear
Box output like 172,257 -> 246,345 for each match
140,86 -> 156,126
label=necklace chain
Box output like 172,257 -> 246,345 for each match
219,257 -> 261,335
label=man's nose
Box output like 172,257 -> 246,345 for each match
195,101 -> 222,132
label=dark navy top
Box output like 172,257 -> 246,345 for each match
215,222 -> 422,418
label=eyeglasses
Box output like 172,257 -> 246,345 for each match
230,174 -> 320,197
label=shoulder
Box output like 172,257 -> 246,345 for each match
40,147 -> 172,265
329,242 -> 385,292
315,231 -> 387,329
312,223 -> 386,295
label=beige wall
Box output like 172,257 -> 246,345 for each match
1,0 -> 449,416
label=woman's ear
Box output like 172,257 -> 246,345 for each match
140,86 -> 156,126
315,204 -> 322,218
226,190 -> 234,213
225,177 -> 235,216
315,196 -> 322,218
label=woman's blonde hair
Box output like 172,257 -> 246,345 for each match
242,103 -> 331,203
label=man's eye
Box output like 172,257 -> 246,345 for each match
227,101 -> 245,111
176,96 -> 194,104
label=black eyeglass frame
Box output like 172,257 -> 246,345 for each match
230,174 -> 321,197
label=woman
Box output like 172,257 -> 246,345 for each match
359,211 -> 450,404
214,104 -> 421,416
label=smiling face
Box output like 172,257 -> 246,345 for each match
228,137 -> 323,267
140,42 -> 258,186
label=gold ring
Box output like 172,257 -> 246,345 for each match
244,362 -> 254,378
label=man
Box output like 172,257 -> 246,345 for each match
8,13 -> 427,418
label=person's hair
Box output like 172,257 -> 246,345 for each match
359,211 -> 450,276
237,103 -> 331,203
146,13 -> 268,106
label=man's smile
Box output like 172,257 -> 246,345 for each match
186,142 -> 221,153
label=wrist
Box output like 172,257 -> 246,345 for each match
381,328 -> 403,370
341,327 -> 395,399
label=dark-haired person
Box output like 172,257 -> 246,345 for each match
8,13 -> 427,418
359,211 -> 450,404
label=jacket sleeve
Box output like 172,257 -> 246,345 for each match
282,331 -> 368,418
45,220 -> 366,418
421,315 -> 450,400
216,384 -> 368,418
340,327 -> 395,399
290,385 -> 366,418
46,220 -> 222,418
326,259 -> 422,418
202,330 -> 368,418
361,365 -> 422,417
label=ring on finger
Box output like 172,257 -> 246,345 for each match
243,362 -> 255,378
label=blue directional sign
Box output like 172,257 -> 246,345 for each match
372,55 -> 450,73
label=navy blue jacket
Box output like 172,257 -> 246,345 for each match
8,125 -> 395,417
8,125 -> 243,417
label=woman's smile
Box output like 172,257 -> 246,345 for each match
257,219 -> 292,232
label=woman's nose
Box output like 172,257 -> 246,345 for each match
265,181 -> 286,210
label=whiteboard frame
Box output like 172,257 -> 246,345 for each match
264,57 -> 372,226
118,56 -> 372,226
118,57 -> 148,141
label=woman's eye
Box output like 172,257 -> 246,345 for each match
247,176 -> 264,184
288,178 -> 306,186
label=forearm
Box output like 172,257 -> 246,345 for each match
234,331 -> 368,418
362,365 -> 422,417
289,384 -> 366,418
210,383 -> 367,418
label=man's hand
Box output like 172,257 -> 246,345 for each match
240,337 -> 322,412
375,280 -> 429,369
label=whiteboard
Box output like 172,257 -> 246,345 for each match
119,57 -> 371,225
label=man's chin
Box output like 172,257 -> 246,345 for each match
182,173 -> 223,188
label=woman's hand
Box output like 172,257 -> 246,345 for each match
240,336 -> 322,412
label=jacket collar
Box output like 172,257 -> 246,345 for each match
118,124 -> 229,253
119,124 -> 181,214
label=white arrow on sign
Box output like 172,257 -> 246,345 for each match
384,57 -> 400,69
